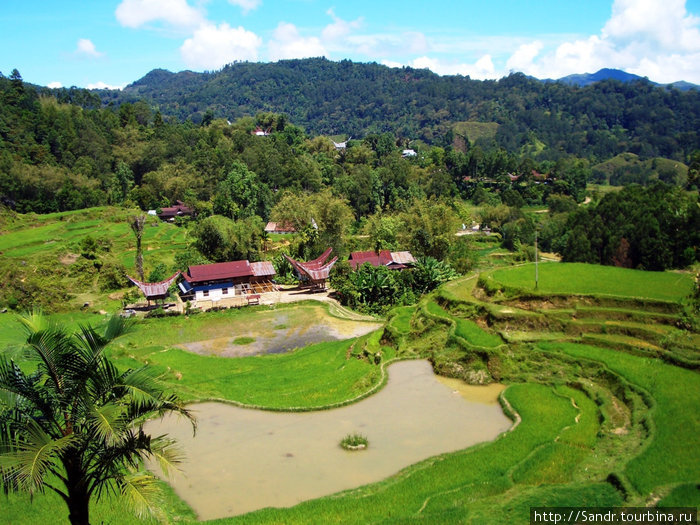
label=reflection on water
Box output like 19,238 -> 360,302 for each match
146,360 -> 512,520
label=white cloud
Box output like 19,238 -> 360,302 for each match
381,60 -> 403,69
506,0 -> 700,83
75,39 -> 104,58
268,22 -> 327,61
411,55 -> 495,79
180,23 -> 262,69
115,0 -> 205,30
321,9 -> 363,42
506,41 -> 543,73
347,31 -> 430,58
228,0 -> 261,15
87,81 -> 124,90
603,0 -> 700,51
47,81 -> 63,89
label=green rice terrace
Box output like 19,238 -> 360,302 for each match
1,259 -> 699,524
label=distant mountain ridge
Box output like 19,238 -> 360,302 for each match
546,67 -> 697,90
89,57 -> 700,160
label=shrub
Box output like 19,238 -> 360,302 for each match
340,433 -> 368,450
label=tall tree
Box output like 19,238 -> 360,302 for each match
128,214 -> 146,281
0,312 -> 195,525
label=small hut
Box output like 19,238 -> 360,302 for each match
127,272 -> 180,306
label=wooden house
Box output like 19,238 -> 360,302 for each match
179,260 -> 276,308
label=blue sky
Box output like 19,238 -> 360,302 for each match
2,0 -> 700,89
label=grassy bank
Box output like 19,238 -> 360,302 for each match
484,263 -> 694,303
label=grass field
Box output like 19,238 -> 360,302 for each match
0,206 -> 191,312
541,342 -> 700,496
486,262 -> 694,303
1,251 -> 698,523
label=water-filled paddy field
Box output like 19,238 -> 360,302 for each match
146,360 -> 512,520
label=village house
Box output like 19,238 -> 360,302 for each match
150,200 -> 195,222
284,248 -> 337,291
264,221 -> 296,234
348,250 -> 416,270
127,272 -> 181,306
179,259 -> 276,309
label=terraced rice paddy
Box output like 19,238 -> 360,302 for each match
1,262 -> 698,524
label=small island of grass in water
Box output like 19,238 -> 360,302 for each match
340,433 -> 368,451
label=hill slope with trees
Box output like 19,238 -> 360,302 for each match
91,58 -> 700,162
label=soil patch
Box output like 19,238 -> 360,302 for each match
178,309 -> 382,357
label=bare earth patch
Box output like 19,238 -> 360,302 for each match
59,253 -> 79,265
178,307 -> 382,357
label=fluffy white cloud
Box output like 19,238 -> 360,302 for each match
506,41 -> 543,73
268,22 -> 327,61
506,0 -> 700,83
381,60 -> 404,69
321,9 -> 363,42
345,31 -> 429,59
603,0 -> 700,51
47,81 -> 63,89
180,23 -> 262,69
115,0 -> 205,30
228,0 -> 262,15
411,55 -> 495,79
86,81 -> 124,90
75,39 -> 104,58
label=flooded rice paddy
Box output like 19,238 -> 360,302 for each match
146,360 -> 512,520
178,310 -> 382,357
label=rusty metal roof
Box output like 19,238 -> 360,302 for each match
390,251 -> 416,265
186,260 -> 252,282
128,272 -> 180,299
250,261 -> 276,277
284,252 -> 337,282
348,250 -> 415,269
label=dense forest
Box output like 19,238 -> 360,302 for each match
90,58 -> 700,162
0,62 -> 698,290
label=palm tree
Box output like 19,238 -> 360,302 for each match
0,312 -> 195,525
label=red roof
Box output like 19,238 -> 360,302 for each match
158,200 -> 194,219
284,249 -> 337,282
185,260 -> 252,282
250,261 -> 276,277
264,221 -> 296,233
348,250 -> 415,269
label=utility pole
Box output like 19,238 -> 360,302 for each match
535,229 -> 539,290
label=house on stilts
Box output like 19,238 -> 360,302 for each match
127,272 -> 181,307
284,248 -> 338,291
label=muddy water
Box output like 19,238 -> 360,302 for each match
179,311 -> 382,357
435,376 -> 507,404
146,360 -> 513,520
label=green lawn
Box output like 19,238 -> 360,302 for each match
487,263 -> 694,303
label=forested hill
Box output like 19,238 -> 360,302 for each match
94,57 -> 700,161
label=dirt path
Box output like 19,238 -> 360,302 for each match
271,288 -> 379,322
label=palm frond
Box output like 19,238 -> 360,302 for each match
0,360 -> 56,428
16,310 -> 51,337
103,315 -> 132,342
0,420 -> 76,494
117,471 -> 165,520
24,328 -> 74,395
116,367 -> 164,411
147,435 -> 185,478
88,403 -> 127,447
75,315 -> 131,364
